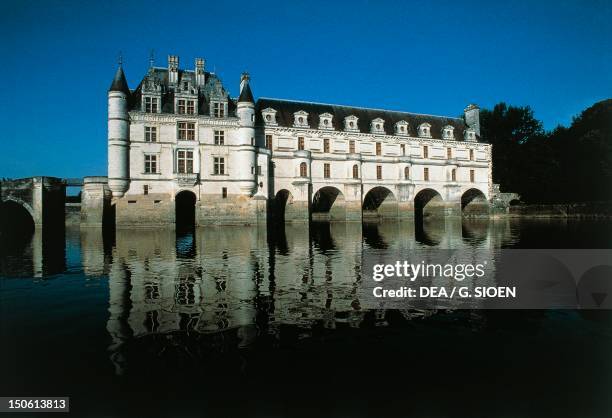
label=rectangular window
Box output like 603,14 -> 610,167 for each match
324,138 -> 330,153
266,135 -> 273,150
376,142 -> 382,156
451,169 -> 456,182
222,187 -> 227,199
324,163 -> 331,178
469,149 -> 474,161
470,169 -> 475,182
376,165 -> 382,180
423,146 -> 429,159
187,100 -> 195,115
401,144 -> 406,156
213,102 -> 225,118
349,140 -> 355,154
447,147 -> 452,159
145,97 -> 158,113
177,150 -> 194,174
145,126 -> 157,142
214,130 -> 225,145
143,185 -> 149,195
144,154 -> 157,174
177,99 -> 186,114
298,137 -> 304,151
424,167 -> 429,181
214,157 -> 225,175
178,122 -> 196,141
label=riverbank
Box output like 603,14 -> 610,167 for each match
507,202 -> 612,218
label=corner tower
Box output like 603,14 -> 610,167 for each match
108,64 -> 130,198
236,72 -> 257,196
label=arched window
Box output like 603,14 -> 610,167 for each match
404,166 -> 410,180
299,162 -> 307,177
352,164 -> 359,179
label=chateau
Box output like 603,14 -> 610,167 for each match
106,55 -> 491,227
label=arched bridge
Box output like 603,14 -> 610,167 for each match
0,177 -> 66,233
272,180 -> 491,223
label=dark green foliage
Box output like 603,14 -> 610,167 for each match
481,100 -> 612,203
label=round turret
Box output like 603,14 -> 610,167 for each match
236,73 -> 257,196
107,65 -> 131,198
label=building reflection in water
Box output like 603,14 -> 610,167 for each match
73,219 -> 518,374
0,227 -> 66,278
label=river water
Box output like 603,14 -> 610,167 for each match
1,219 -> 612,417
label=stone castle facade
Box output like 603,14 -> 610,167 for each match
105,55 -> 492,226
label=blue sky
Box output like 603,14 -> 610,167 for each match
1,0 -> 611,179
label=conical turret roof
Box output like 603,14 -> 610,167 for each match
109,66 -> 130,94
238,83 -> 254,103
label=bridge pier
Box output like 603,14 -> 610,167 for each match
397,201 -> 414,221
81,177 -> 112,227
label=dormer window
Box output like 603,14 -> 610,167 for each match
262,108 -> 278,126
293,110 -> 309,128
442,125 -> 455,140
144,96 -> 159,113
344,115 -> 359,132
319,113 -> 334,130
395,120 -> 409,136
371,118 -> 385,134
418,123 -> 431,138
464,128 -> 477,141
212,101 -> 226,118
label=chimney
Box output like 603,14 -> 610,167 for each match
168,55 -> 179,85
240,72 -> 250,93
195,58 -> 206,87
464,104 -> 480,137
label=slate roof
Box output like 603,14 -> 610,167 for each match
238,83 -> 254,103
109,66 -> 130,94
256,98 -> 470,141
126,67 -> 237,116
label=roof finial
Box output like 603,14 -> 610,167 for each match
118,51 -> 123,67
149,49 -> 155,68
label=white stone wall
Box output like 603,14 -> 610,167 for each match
267,127 -> 491,203
115,106 -> 490,210
124,112 -> 263,198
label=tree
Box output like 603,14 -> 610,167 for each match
481,99 -> 612,203
554,99 -> 612,202
480,103 -> 550,201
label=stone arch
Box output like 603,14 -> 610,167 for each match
363,186 -> 398,220
414,188 -> 445,221
461,188 -> 489,217
0,198 -> 35,236
175,190 -> 197,230
312,186 -> 345,221
3,196 -> 36,217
